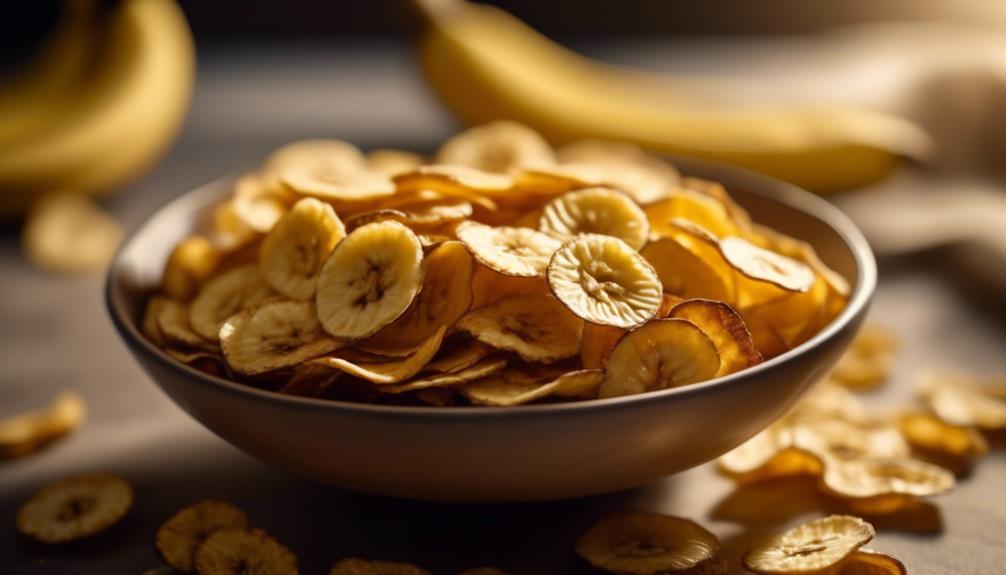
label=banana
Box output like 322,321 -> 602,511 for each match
0,0 -> 194,214
538,187 -> 650,250
435,120 -> 556,173
189,264 -> 274,341
259,197 -> 346,301
416,1 -> 931,193
455,221 -> 562,277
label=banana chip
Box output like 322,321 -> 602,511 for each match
154,297 -> 209,348
23,192 -> 124,274
382,356 -> 507,394
456,293 -> 583,363
190,264 -> 275,341
579,322 -> 626,369
576,512 -> 719,574
195,528 -> 297,575
830,551 -> 907,575
344,199 -> 473,233
423,339 -> 492,374
821,457 -> 955,500
917,371 -> 1006,429
667,299 -> 761,376
264,139 -> 366,180
719,236 -> 815,293
436,120 -> 555,174
316,221 -> 424,339
641,236 -> 732,302
220,300 -> 344,375
329,557 -> 430,575
645,189 -> 740,238
283,169 -> 395,204
898,411 -> 988,461
232,174 -> 290,233
741,515 -> 874,575
547,234 -> 663,328
366,149 -> 424,177
462,369 -> 603,406
558,140 -> 680,204
314,325 -> 447,384
394,165 -> 510,210
539,187 -> 650,250
259,198 -> 346,301
600,319 -> 720,398
16,473 -> 133,543
470,264 -> 549,308
156,500 -> 250,572
717,425 -> 794,477
163,235 -> 223,301
0,391 -> 85,459
457,221 -> 562,278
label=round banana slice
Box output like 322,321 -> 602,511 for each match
599,318 -> 720,398
575,512 -> 719,574
719,236 -> 816,293
640,236 -> 732,302
547,234 -> 662,329
16,473 -> 133,543
220,300 -> 344,375
538,187 -> 650,250
0,391 -> 85,460
212,199 -> 260,250
920,379 -> 1006,429
456,293 -> 583,363
190,264 -> 274,341
382,356 -> 507,395
264,138 -> 366,178
22,192 -> 124,274
457,221 -> 562,278
645,190 -> 740,239
232,174 -> 290,233
154,297 -> 208,349
344,198 -> 473,233
316,221 -> 424,340
462,369 -> 603,406
793,420 -> 909,466
831,551 -> 907,575
666,299 -> 762,376
360,241 -> 473,355
195,528 -> 297,575
314,325 -> 447,384
394,165 -> 510,210
259,197 -> 346,301
163,235 -> 223,301
283,168 -> 395,204
329,557 -> 431,575
155,500 -> 250,572
821,457 -> 955,499
436,120 -> 555,174
741,515 -> 874,575
366,148 -> 424,177
558,140 -> 680,205
898,412 -> 988,460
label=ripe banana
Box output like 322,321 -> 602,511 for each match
416,1 -> 932,193
0,0 -> 194,215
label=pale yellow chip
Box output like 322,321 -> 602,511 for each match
263,139 -> 366,180
394,165 -> 510,210
231,174 -> 290,233
641,236 -> 732,302
313,325 -> 447,384
456,293 -> 583,363
918,373 -> 1006,429
667,298 -> 762,376
195,528 -> 298,575
898,411 -> 988,459
329,557 -> 430,575
557,140 -> 680,204
792,419 -> 910,465
211,199 -> 260,250
283,168 -> 395,204
0,391 -> 85,459
457,221 -> 562,278
538,187 -> 650,250
22,192 -> 123,274
719,236 -> 816,293
344,198 -> 473,233
190,264 -> 275,341
162,235 -> 224,301
316,221 -> 424,340
16,473 -> 133,543
599,319 -> 720,398
547,234 -> 663,329
155,500 -> 250,572
742,515 -> 874,574
382,356 -> 507,394
366,148 -> 425,177
785,381 -> 874,426
462,369 -> 603,406
435,120 -> 555,174
259,197 -> 346,301
821,457 -> 955,499
575,512 -> 719,574
220,300 -> 344,375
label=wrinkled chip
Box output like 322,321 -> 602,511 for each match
719,236 -> 815,293
382,357 -> 507,394
195,528 -> 297,575
162,235 -> 224,302
457,221 -> 562,278
742,515 -> 874,574
829,551 -> 907,575
462,369 -> 603,406
793,420 -> 910,465
316,221 -> 425,339
16,473 -> 133,543
557,140 -> 680,204
0,391 -> 85,459
152,297 -> 209,349
313,325 -> 447,384
918,373 -> 1006,429
547,234 -> 663,328
898,411 -> 988,460
189,264 -> 275,341
220,300 -> 344,375
329,557 -> 431,575
366,149 -> 424,177
456,293 -> 583,363
155,500 -> 250,572
22,192 -> 124,274
422,339 -> 492,374
436,120 -> 555,174
575,512 -> 719,574
641,236 -> 732,302
344,199 -> 473,233
667,298 -> 761,376
599,319 -> 720,398
821,457 -> 955,499
283,168 -> 395,204
231,174 -> 290,234
645,189 -> 740,239
538,187 -> 650,250
259,197 -> 346,301
394,165 -> 510,209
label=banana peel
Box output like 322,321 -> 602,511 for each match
416,1 -> 932,193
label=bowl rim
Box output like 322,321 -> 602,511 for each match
106,156 -> 876,421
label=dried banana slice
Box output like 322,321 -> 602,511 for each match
22,192 -> 124,274
821,457 -> 955,500
329,557 -> 431,575
645,190 -> 740,239
259,198 -> 345,301
316,221 -> 424,339
154,297 -> 208,349
599,319 -> 720,398
382,356 -> 507,394
457,221 -> 562,278
195,528 -> 297,575
155,500 -> 249,572
640,236 -> 732,302
558,140 -> 680,205
719,236 -> 816,293
576,512 -> 719,574
344,199 -> 473,233
394,165 -> 509,210
579,322 -> 626,369
162,235 -> 223,301
918,374 -> 1006,429
456,293 -> 583,363
284,169 -> 396,204
0,391 -> 85,459
539,187 -> 649,250
366,149 -> 424,177
359,240 -> 473,355
220,300 -> 344,375
423,339 -> 492,374
741,515 -> 874,574
314,325 -> 447,384
898,412 -> 988,460
792,420 -> 910,464
16,473 -> 133,543
436,121 -> 555,174
470,264 -> 549,308
667,299 -> 762,376
830,551 -> 907,575
232,174 -> 290,233
547,234 -> 662,328
264,138 -> 366,178
462,369 -> 603,406
190,264 -> 274,341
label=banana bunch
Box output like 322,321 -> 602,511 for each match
415,1 -> 932,193
0,0 -> 194,215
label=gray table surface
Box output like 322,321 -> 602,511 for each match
1,42 -> 1004,574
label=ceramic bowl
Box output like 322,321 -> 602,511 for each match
107,157 -> 875,502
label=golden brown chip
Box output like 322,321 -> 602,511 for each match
329,557 -> 430,575
382,357 -> 508,394
283,169 -> 395,204
462,369 -> 603,406
156,500 -> 250,572
557,140 -> 680,204
394,165 -> 510,210
640,236 -> 732,302
719,236 -> 815,293
366,149 -> 424,177
195,528 -> 297,575
422,339 -> 492,374
579,322 -> 626,370
344,199 -> 473,233
220,300 -> 344,375
456,293 -> 583,363
153,297 -> 209,349
457,221 -> 562,278
313,325 -> 447,384
0,391 -> 85,459
190,264 -> 275,341
898,411 -> 988,460
435,120 -> 555,174
742,515 -> 874,575
22,192 -> 124,274
538,187 -> 650,250
547,234 -> 663,329
821,457 -> 955,500
259,197 -> 346,301
16,473 -> 133,543
828,551 -> 907,575
231,174 -> 290,234
599,319 -> 720,398
667,299 -> 761,376
470,264 -> 549,308
576,512 -> 719,574
645,189 -> 740,239
163,235 -> 223,301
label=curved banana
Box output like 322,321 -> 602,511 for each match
0,0 -> 195,215
417,1 -> 932,193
